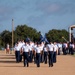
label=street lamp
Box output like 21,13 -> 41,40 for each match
62,36 -> 69,43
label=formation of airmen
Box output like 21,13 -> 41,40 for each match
14,39 -> 75,68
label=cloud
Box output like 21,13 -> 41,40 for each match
47,3 -> 60,12
36,1 -> 75,15
39,3 -> 61,14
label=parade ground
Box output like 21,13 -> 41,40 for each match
0,50 -> 75,75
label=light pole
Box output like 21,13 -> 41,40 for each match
12,19 -> 14,53
62,36 -> 69,43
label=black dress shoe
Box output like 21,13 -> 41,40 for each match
24,65 -> 26,67
37,65 -> 40,67
27,65 -> 29,67
51,64 -> 53,67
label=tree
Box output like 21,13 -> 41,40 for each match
14,24 -> 40,42
46,29 -> 69,42
0,24 -> 40,48
0,25 -> 69,48
0,30 -> 11,47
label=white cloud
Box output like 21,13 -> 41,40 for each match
36,1 -> 75,15
44,3 -> 61,13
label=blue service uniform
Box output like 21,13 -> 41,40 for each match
22,45 -> 30,67
29,44 -> 33,63
35,46 -> 42,67
62,43 -> 67,55
15,51 -> 20,63
43,46 -> 48,64
53,44 -> 58,63
57,43 -> 62,55
69,43 -> 74,55
14,44 -> 21,63
48,43 -> 54,67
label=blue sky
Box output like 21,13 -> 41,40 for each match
0,0 -> 75,34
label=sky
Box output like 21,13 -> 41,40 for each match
0,0 -> 75,35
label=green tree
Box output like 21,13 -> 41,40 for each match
0,24 -> 69,48
0,30 -> 11,47
46,29 -> 69,42
0,24 -> 40,48
14,24 -> 40,42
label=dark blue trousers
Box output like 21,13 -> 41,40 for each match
36,53 -> 41,67
63,48 -> 67,55
70,48 -> 74,55
48,51 -> 54,67
44,52 -> 48,64
69,48 -> 74,55
15,51 -> 20,63
23,52 -> 29,67
40,53 -> 44,63
69,48 -> 71,54
58,48 -> 60,55
29,51 -> 33,62
53,52 -> 57,63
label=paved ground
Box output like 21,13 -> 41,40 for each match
0,51 -> 75,75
